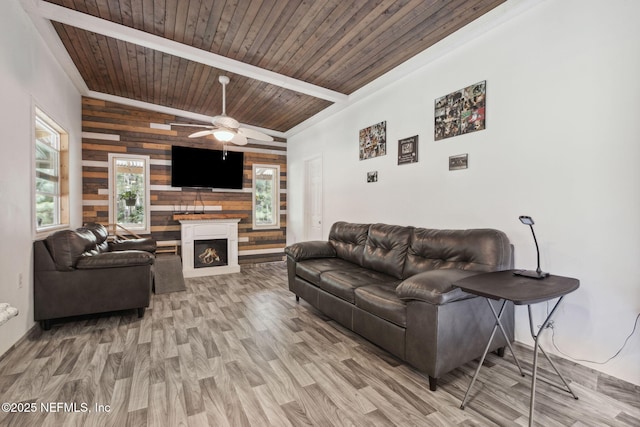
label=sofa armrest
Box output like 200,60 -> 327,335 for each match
109,238 -> 157,253
396,269 -> 480,305
76,251 -> 155,269
284,241 -> 336,262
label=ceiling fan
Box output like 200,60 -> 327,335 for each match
181,76 -> 274,146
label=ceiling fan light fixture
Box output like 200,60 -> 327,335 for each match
213,129 -> 235,142
187,76 -> 273,144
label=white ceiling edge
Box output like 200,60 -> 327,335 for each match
284,0 -> 545,139
22,0 -> 348,104
87,91 -> 288,139
20,0 -> 89,95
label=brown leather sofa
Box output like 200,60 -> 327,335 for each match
34,223 -> 156,330
285,221 -> 514,391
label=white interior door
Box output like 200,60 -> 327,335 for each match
304,156 -> 323,241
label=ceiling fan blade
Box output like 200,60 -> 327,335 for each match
230,133 -> 248,146
238,127 -> 274,142
170,123 -> 213,129
188,129 -> 214,138
213,115 -> 240,129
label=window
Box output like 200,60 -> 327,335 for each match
109,154 -> 150,234
253,164 -> 280,229
34,108 -> 68,232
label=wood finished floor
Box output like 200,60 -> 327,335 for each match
0,262 -> 638,426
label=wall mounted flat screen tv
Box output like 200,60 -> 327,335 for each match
171,145 -> 244,189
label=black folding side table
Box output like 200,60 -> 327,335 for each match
455,270 -> 579,427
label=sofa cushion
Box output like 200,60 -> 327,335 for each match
362,223 -> 412,279
319,267 -> 400,303
355,284 -> 407,327
328,222 -> 370,266
403,228 -> 512,278
46,228 -> 97,271
296,258 -> 360,284
396,269 -> 479,305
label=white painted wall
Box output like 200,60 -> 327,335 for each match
288,0 -> 640,386
0,0 -> 81,355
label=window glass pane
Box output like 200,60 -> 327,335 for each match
35,143 -> 59,195
35,117 -> 59,150
255,167 -> 274,225
114,158 -> 147,229
253,165 -> 279,229
35,194 -> 57,228
34,110 -> 65,231
36,177 -> 57,195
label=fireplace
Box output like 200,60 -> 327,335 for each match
179,219 -> 241,278
194,239 -> 228,268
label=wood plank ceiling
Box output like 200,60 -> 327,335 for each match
43,0 -> 506,133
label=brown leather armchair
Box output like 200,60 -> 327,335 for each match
34,223 -> 155,330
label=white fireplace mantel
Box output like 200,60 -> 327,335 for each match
179,218 -> 241,278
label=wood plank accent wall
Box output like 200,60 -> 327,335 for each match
81,97 -> 287,265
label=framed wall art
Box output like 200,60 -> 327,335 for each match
367,171 -> 378,182
434,81 -> 486,141
397,135 -> 418,165
359,121 -> 387,160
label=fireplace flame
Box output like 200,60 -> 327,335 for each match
198,247 -> 221,265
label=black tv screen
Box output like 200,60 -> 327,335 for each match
171,145 -> 244,189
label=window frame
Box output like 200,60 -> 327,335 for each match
108,153 -> 151,234
33,107 -> 69,236
252,163 -> 281,230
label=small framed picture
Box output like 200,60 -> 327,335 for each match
367,171 -> 378,182
398,135 -> 418,165
449,154 -> 468,170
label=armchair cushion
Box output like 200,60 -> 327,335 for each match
76,250 -> 155,269
109,238 -> 157,253
84,222 -> 109,252
46,228 -> 97,271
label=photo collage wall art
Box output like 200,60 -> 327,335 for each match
359,121 -> 387,160
434,80 -> 486,141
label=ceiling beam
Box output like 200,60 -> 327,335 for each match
23,0 -> 349,104
87,90 -> 287,139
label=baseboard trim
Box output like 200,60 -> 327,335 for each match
0,323 -> 39,364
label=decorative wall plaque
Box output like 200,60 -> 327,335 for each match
398,135 -> 418,165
